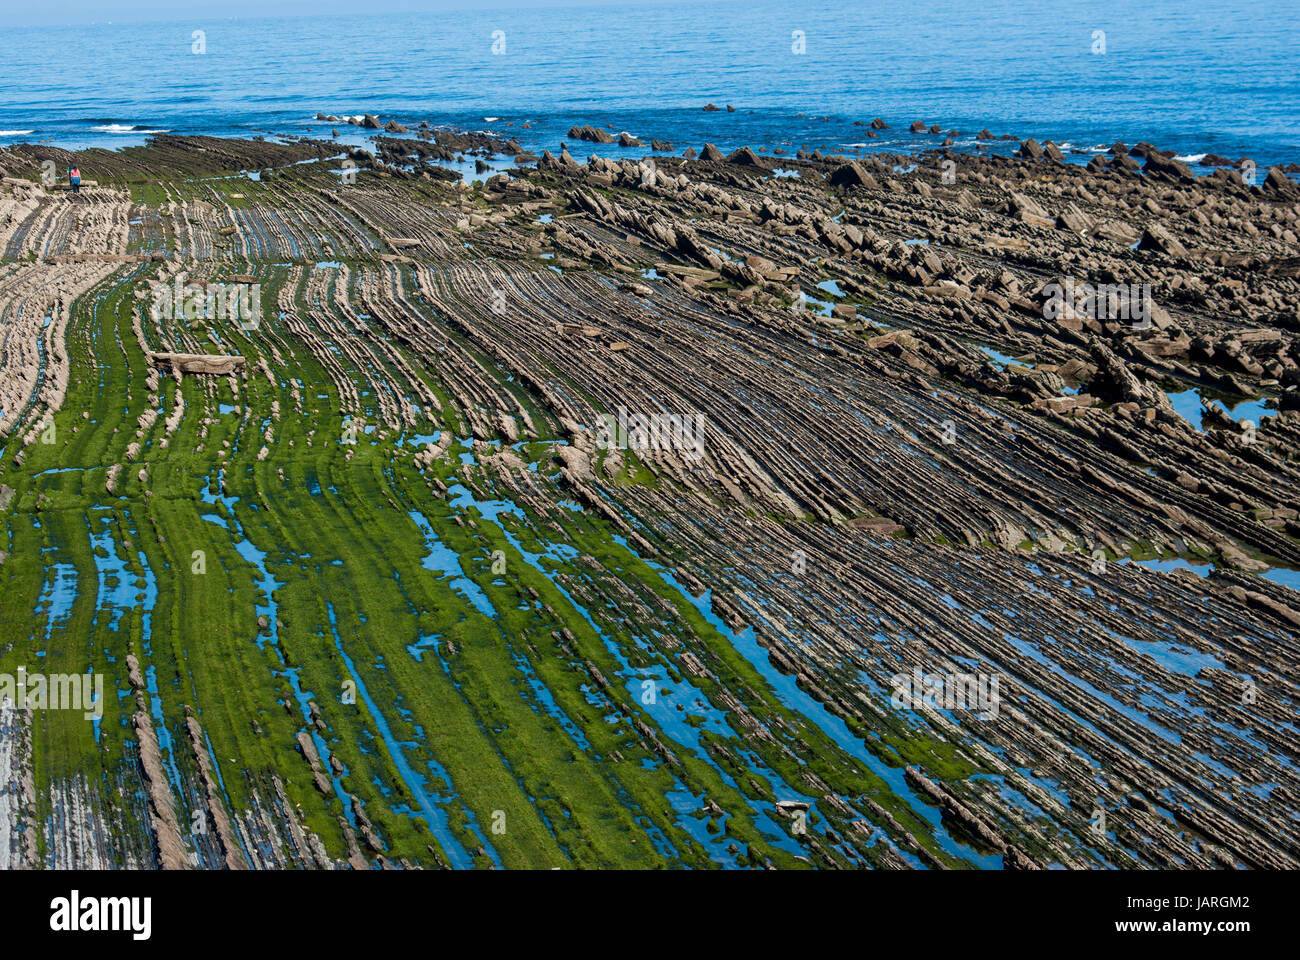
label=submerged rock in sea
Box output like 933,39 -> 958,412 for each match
567,125 -> 614,144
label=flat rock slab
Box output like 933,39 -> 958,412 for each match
152,352 -> 246,375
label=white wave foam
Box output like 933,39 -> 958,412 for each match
0,129 -> 34,136
1175,153 -> 1206,162
92,124 -> 169,134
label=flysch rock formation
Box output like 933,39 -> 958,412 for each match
0,127 -> 1297,870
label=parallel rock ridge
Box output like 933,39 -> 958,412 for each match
0,130 -> 1296,870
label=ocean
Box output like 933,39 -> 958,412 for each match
1,0 -> 1298,167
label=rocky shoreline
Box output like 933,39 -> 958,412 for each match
0,116 -> 1297,869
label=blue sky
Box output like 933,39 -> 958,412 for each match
0,0 -> 700,28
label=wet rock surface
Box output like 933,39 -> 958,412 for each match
0,129 -> 1297,869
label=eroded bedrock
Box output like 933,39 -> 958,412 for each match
0,131 -> 1296,869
